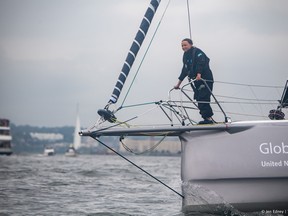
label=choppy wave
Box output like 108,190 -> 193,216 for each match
0,155 -> 183,216
0,154 -> 283,216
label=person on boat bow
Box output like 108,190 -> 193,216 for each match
174,38 -> 214,124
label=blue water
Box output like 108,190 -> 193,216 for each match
0,154 -> 285,216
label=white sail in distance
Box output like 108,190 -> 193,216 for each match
73,107 -> 81,150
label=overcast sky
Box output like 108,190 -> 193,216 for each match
1,0 -> 288,127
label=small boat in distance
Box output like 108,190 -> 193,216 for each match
43,146 -> 55,156
65,144 -> 76,157
0,118 -> 13,156
65,106 -> 81,157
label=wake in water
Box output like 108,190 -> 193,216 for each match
182,182 -> 240,215
181,182 -> 280,216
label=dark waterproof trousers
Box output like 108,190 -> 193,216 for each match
193,80 -> 214,119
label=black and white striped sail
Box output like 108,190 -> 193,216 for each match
109,0 -> 161,104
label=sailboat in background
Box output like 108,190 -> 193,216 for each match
65,106 -> 81,157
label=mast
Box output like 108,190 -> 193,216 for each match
108,0 -> 161,105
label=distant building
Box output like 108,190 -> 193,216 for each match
30,132 -> 63,141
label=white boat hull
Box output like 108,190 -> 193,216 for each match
0,147 -> 13,155
180,120 -> 288,212
65,147 -> 77,157
43,148 -> 55,156
0,119 -> 13,156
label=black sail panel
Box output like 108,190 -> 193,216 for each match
280,80 -> 288,108
109,0 -> 161,104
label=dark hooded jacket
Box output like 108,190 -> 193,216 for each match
178,47 -> 213,82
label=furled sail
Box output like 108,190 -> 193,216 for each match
108,0 -> 161,104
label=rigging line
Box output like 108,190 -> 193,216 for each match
248,85 -> 265,117
126,103 -> 161,119
215,94 -> 279,102
210,106 -> 270,118
97,103 -> 162,132
122,100 -> 199,109
93,137 -> 184,199
216,101 -> 278,105
91,116 -> 138,134
119,0 -> 172,109
214,80 -> 283,88
120,134 -> 167,155
224,111 -> 268,118
186,0 -> 192,39
121,101 -> 158,109
120,99 -> 183,109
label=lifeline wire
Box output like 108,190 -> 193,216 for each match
93,137 -> 184,199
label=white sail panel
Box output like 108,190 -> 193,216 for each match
73,112 -> 81,150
